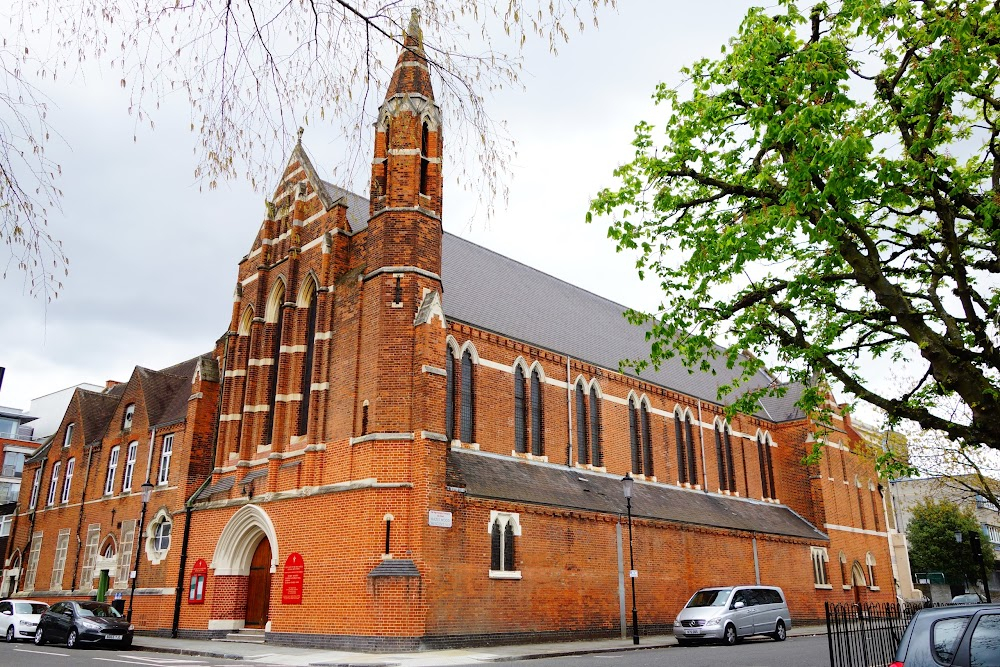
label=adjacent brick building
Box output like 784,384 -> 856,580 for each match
5,11 -> 894,649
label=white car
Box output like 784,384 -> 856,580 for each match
0,599 -> 48,642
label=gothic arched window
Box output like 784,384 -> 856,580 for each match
629,397 -> 641,475
589,386 -> 602,466
530,368 -> 544,456
514,366 -> 527,453
460,349 -> 475,443
298,279 -> 318,437
640,401 -> 653,477
575,382 -> 588,464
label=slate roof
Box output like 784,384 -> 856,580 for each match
312,183 -> 808,421
447,449 -> 828,542
194,475 -> 235,501
320,181 -> 370,233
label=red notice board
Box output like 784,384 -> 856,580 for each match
281,552 -> 304,604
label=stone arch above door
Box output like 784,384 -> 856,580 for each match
211,504 -> 279,576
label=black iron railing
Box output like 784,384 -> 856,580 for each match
826,601 -> 926,667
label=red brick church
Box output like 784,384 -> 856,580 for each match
6,12 -> 893,650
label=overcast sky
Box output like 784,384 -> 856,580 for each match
2,1 -> 790,413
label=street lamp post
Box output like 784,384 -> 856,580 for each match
622,473 -> 639,645
128,480 -> 155,623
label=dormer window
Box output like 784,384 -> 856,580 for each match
123,404 -> 135,431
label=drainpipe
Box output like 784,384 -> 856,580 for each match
69,446 -> 95,593
172,344 -> 229,638
697,400 -> 709,490
566,356 -> 573,467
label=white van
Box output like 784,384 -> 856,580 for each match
673,585 -> 792,646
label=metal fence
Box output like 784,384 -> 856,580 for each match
826,601 -> 926,667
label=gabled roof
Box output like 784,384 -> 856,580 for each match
447,449 -> 827,541
26,387 -> 119,463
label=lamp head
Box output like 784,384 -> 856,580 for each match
140,480 -> 154,504
622,473 -> 634,499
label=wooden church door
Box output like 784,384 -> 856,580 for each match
245,538 -> 272,628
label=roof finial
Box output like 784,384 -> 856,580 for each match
405,8 -> 423,50
297,127 -> 305,145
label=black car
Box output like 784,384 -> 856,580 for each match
33,601 -> 134,649
891,603 -> 1000,667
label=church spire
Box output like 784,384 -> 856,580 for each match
384,9 -> 434,102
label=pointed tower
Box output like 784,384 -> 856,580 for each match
367,8 -> 443,274
354,8 -> 445,437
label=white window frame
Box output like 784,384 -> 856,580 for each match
145,509 -> 172,565
157,434 -> 173,485
488,510 -> 522,580
81,524 -> 101,585
24,533 -> 42,592
122,441 -> 138,492
63,423 -> 74,448
123,404 -> 135,431
46,461 -> 61,506
812,546 -> 831,589
104,446 -> 120,496
115,520 -> 136,588
60,457 -> 75,503
866,552 -> 879,590
28,468 -> 42,510
50,529 -> 70,591
0,515 -> 11,537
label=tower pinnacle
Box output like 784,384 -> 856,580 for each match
384,8 -> 434,102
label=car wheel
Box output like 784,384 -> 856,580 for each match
723,624 -> 738,646
33,627 -> 44,645
122,638 -> 133,649
4,625 -> 14,642
773,620 -> 786,642
67,628 -> 78,649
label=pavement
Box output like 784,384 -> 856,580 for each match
132,624 -> 829,666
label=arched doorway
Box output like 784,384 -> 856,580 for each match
210,504 -> 279,632
852,561 -> 867,603
245,538 -> 272,629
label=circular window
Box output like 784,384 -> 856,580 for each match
145,510 -> 172,564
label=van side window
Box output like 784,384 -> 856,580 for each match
732,591 -> 747,607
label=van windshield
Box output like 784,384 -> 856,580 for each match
686,589 -> 732,608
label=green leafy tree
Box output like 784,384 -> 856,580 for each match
907,498 -> 995,589
590,1 -> 1000,451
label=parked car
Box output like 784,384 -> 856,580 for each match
0,599 -> 48,642
891,603 -> 1000,667
34,601 -> 134,649
952,593 -> 988,604
673,585 -> 792,646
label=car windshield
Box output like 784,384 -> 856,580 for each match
14,603 -> 47,614
686,589 -> 732,608
77,603 -> 122,618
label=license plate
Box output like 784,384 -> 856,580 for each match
684,629 -> 702,635
105,634 -> 123,641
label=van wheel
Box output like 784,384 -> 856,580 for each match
723,624 -> 738,646
773,620 -> 786,642
677,638 -> 693,646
